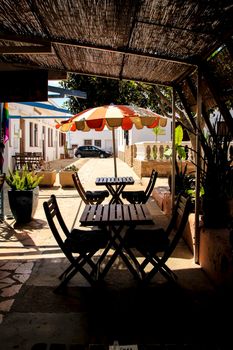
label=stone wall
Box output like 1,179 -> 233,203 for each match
199,227 -> 233,287
124,145 -> 134,167
151,179 -> 233,288
133,159 -> 195,178
118,151 -> 124,162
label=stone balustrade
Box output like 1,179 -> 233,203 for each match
134,141 -> 194,161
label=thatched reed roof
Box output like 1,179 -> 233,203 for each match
0,0 -> 232,131
0,0 -> 231,83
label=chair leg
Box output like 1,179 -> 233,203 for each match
58,255 -> 84,280
136,249 -> 178,284
142,256 -> 178,284
99,226 -> 142,281
55,250 -> 102,291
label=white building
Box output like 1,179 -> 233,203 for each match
67,117 -> 172,155
68,128 -> 117,154
117,118 -> 172,153
3,99 -> 70,172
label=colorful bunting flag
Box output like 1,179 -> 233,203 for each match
2,102 -> 9,144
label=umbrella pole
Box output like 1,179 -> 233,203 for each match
112,127 -> 117,178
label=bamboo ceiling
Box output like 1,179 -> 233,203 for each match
0,0 -> 232,130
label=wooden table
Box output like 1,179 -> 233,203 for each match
80,203 -> 154,280
95,177 -> 134,204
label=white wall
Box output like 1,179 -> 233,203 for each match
3,101 -> 68,172
117,118 -> 172,153
68,128 -> 118,154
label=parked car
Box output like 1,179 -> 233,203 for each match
75,145 -> 112,158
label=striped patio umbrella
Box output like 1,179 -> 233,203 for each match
55,105 -> 167,177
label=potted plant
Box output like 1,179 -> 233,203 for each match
165,125 -> 195,197
200,131 -> 232,228
36,161 -> 57,187
5,165 -> 43,223
59,164 -> 79,187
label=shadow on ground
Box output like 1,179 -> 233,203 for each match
1,256 -> 233,349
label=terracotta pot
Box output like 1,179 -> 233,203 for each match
59,171 -> 75,187
36,170 -> 56,187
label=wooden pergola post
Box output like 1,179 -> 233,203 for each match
171,87 -> 176,212
194,68 -> 202,264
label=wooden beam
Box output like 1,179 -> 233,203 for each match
0,43 -> 52,54
48,85 -> 87,99
0,34 -> 49,45
0,70 -> 48,102
0,33 -> 196,67
18,102 -> 70,114
225,39 -> 233,61
137,19 -> 217,37
48,70 -> 67,80
0,61 -> 67,80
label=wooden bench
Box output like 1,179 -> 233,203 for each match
13,152 -> 43,171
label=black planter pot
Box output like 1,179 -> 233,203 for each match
8,187 -> 39,223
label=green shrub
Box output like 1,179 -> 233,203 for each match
6,165 -> 43,190
63,165 -> 79,171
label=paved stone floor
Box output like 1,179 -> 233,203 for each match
0,158 -> 232,349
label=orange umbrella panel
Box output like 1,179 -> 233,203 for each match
56,105 -> 167,132
55,105 -> 168,177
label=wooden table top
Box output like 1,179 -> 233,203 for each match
80,203 -> 153,226
95,176 -> 134,185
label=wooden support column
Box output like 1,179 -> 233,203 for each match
195,69 -> 202,264
186,76 -> 214,135
171,88 -> 176,212
175,84 -> 197,131
0,103 -> 4,220
225,39 -> 233,61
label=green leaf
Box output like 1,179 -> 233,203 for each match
175,125 -> 183,146
6,165 -> 43,190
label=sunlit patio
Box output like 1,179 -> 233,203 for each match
0,158 -> 231,349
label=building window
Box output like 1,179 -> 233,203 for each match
94,140 -> 101,148
51,129 -> 53,147
59,132 -> 65,146
34,124 -> 38,146
84,139 -> 92,146
48,128 -> 51,147
29,122 -> 33,147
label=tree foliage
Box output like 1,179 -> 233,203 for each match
60,73 -> 170,115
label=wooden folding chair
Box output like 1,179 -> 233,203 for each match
72,171 -> 109,204
122,169 -> 158,204
0,173 -> 5,192
126,194 -> 191,283
43,194 -> 108,292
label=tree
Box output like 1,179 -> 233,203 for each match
60,74 -> 163,114
60,73 -> 196,147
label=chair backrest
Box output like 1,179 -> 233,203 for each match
72,171 -> 89,204
163,194 -> 191,260
43,194 -> 71,250
0,173 -> 5,192
144,169 -> 158,202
